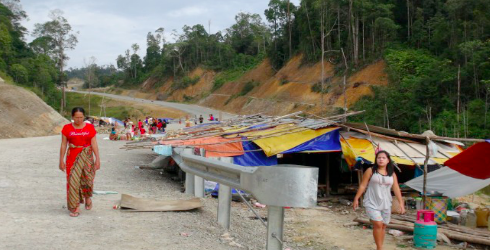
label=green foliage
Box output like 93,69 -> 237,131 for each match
0,3 -> 63,111
311,79 -> 331,93
103,0 -> 490,138
10,63 -> 27,83
213,70 -> 244,91
279,78 -> 289,85
239,80 -> 259,96
171,76 -> 200,90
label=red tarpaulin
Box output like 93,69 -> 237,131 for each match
445,141 -> 490,179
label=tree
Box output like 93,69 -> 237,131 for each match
130,43 -> 141,79
84,56 -> 97,116
29,36 -> 55,56
33,9 -> 78,114
0,23 -> 11,58
10,63 -> 27,83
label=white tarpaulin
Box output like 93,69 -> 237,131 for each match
405,167 -> 490,198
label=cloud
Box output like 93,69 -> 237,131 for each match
168,6 -> 208,18
18,0 -> 300,68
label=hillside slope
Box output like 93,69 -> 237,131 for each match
109,56 -> 388,116
0,78 -> 68,139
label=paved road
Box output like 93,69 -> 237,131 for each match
73,90 -> 236,120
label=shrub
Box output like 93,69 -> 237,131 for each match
239,80 -> 259,96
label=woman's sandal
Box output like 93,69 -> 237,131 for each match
85,198 -> 93,210
69,208 -> 80,217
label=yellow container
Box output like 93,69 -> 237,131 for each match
475,207 -> 490,227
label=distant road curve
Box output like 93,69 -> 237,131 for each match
73,90 -> 237,120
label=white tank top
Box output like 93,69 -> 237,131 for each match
363,171 -> 394,210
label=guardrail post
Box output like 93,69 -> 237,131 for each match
217,184 -> 232,229
194,148 -> 205,198
183,148 -> 195,195
266,206 -> 284,250
217,157 -> 232,230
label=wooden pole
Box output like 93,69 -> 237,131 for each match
422,136 -> 430,208
326,154 -> 330,196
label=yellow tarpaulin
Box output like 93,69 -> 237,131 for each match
340,137 -> 376,166
253,127 -> 339,157
341,135 -> 456,167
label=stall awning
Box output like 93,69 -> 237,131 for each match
160,136 -> 244,158
406,141 -> 490,197
445,141 -> 490,179
340,131 -> 462,167
282,128 -> 341,154
252,127 -> 340,157
233,140 -> 278,166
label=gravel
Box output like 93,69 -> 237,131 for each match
0,134 -> 272,250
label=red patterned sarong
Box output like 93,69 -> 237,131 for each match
67,144 -> 95,212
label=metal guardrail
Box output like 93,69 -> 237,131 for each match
172,147 -> 319,250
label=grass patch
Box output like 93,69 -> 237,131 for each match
239,80 -> 259,96
311,80 -> 331,93
279,79 -> 289,85
65,92 -> 142,120
212,69 -> 245,91
224,95 -> 237,105
183,94 -> 194,102
224,80 -> 259,105
171,76 -> 200,90
0,71 -> 14,85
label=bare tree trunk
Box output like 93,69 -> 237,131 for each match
304,2 -> 316,55
463,105 -> 467,138
485,90 -> 489,129
407,0 -> 410,40
372,20 -> 375,54
341,48 -> 348,122
385,103 -> 390,129
426,105 -> 432,131
349,0 -> 359,65
343,75 -> 347,118
428,25 -> 431,47
473,52 -> 479,98
320,3 -> 325,114
61,65 -> 65,114
338,5 -> 341,46
457,65 -> 461,137
362,20 -> 365,60
287,0 -> 292,59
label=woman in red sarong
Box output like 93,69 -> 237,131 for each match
59,107 -> 101,217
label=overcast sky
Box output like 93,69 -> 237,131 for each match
19,0 -> 300,69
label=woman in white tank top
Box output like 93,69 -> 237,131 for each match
353,150 -> 405,250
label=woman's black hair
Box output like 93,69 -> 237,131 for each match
71,107 -> 85,116
372,150 -> 394,176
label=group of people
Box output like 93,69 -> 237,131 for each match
181,114 -> 216,128
143,116 -> 167,134
109,116 -> 168,141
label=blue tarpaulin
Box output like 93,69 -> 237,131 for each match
281,128 -> 341,154
233,140 -> 278,166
